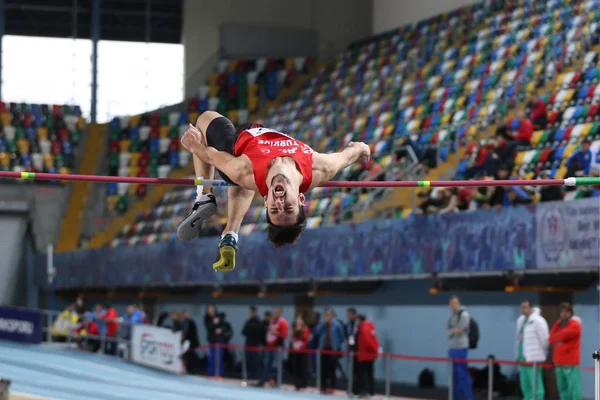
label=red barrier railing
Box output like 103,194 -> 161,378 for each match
195,342 -> 595,372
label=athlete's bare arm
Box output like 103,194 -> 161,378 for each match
310,142 -> 371,188
181,125 -> 258,191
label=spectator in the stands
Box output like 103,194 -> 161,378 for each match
528,94 -> 548,130
219,312 -> 234,370
50,304 -> 78,342
512,112 -> 534,147
355,314 -> 379,398
566,139 -> 593,177
204,304 -> 224,378
495,119 -> 512,142
314,308 -> 345,395
74,296 -> 86,315
171,311 -> 182,333
121,304 -> 145,340
181,310 -> 200,350
516,300 -> 549,400
537,171 -> 564,202
257,307 -> 288,387
549,302 -> 582,399
102,304 -> 119,356
156,311 -> 170,328
447,296 -> 474,400
242,306 -> 266,380
465,142 -> 491,179
346,307 -> 359,395
288,315 -> 310,391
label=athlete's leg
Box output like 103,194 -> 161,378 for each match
213,186 -> 255,272
177,112 -> 230,241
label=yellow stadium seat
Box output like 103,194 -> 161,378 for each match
248,83 -> 259,96
227,60 -> 238,73
248,96 -> 259,113
17,139 -> 30,153
555,165 -> 568,179
128,184 -> 139,196
564,89 -> 575,103
208,73 -> 218,86
531,130 -> 543,147
515,151 -> 526,166
37,127 -> 48,141
129,115 -> 141,127
129,166 -> 139,177
77,117 -> 86,130
526,82 -> 536,95
159,126 -> 169,138
106,195 -> 119,211
208,85 -> 219,98
441,113 -> 451,125
459,45 -> 468,57
556,73 -> 566,88
129,152 -> 141,166
284,58 -> 294,70
456,96 -> 466,108
43,154 -> 54,169
468,125 -> 477,137
0,153 -> 9,167
380,155 -> 392,168
227,110 -> 239,125
119,140 -> 131,153
1,112 -> 11,126
415,105 -> 424,117
188,112 -> 199,124
401,209 -> 412,219
383,124 -> 394,137
563,143 -> 577,159
581,123 -> 592,137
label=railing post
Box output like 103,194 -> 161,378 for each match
347,351 -> 354,395
448,358 -> 454,400
316,349 -> 322,393
385,354 -> 391,399
532,362 -> 537,398
487,356 -> 494,400
593,350 -> 599,400
214,344 -> 220,378
277,347 -> 283,388
100,325 -> 106,355
241,347 -> 248,384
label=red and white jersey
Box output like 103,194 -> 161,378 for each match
234,126 -> 313,197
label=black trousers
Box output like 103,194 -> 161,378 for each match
288,353 -> 309,389
356,360 -> 375,395
320,351 -> 337,391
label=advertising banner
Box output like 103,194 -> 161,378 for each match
131,324 -> 184,374
536,198 -> 600,269
0,307 -> 43,344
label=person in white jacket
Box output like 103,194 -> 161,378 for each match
515,300 -> 549,400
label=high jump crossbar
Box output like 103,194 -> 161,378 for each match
0,171 -> 599,188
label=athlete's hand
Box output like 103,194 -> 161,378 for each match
180,124 -> 206,152
349,141 -> 371,163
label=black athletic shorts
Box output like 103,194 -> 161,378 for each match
205,116 -> 239,186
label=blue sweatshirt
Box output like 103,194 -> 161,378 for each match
567,149 -> 593,175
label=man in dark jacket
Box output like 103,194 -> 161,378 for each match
346,308 -> 360,395
181,310 -> 200,349
242,306 -> 266,379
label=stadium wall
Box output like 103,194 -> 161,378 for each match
182,0 -> 373,97
86,281 -> 595,396
372,0 -> 480,34
0,215 -> 28,306
0,185 -> 68,252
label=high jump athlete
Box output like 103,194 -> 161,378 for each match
177,111 -> 370,272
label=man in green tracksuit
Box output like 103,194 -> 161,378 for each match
516,300 -> 549,400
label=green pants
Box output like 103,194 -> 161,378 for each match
555,365 -> 581,400
518,364 -> 544,400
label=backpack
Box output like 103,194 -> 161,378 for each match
418,368 -> 435,388
459,310 -> 480,349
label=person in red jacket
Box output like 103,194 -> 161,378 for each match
549,302 -> 582,400
257,307 -> 289,387
528,94 -> 548,130
356,314 -> 379,397
512,112 -> 534,147
102,305 -> 119,356
288,315 -> 310,390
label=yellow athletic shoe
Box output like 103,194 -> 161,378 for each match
213,234 -> 237,272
